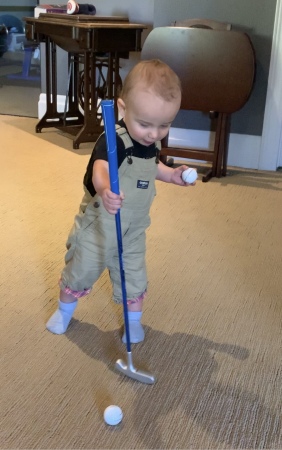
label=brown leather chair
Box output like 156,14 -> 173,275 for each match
141,24 -> 255,181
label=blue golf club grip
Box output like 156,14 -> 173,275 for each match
101,100 -> 119,195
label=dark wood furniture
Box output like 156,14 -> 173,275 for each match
24,14 -> 147,149
141,26 -> 255,181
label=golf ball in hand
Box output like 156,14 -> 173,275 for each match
182,168 -> 198,184
104,405 -> 123,426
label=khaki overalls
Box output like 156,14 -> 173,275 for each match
60,129 -> 160,303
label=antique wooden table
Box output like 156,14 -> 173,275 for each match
24,14 -> 147,148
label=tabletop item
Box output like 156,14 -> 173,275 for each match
67,1 -> 96,15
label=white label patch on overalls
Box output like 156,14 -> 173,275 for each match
137,180 -> 149,189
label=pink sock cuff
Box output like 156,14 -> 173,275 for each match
127,290 -> 147,305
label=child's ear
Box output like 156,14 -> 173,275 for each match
117,98 -> 126,118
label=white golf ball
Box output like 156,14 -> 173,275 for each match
104,405 -> 123,426
182,168 -> 198,184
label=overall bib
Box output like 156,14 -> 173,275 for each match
60,155 -> 159,303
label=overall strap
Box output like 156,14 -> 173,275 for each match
115,125 -> 134,150
115,124 -> 161,159
155,140 -> 161,151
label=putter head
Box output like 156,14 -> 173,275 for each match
115,357 -> 155,384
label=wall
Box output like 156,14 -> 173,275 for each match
0,0 -> 37,20
259,0 -> 282,170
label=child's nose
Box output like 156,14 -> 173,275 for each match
148,128 -> 158,139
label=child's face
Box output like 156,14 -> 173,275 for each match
117,87 -> 181,147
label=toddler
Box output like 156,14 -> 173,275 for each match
46,59 -> 196,343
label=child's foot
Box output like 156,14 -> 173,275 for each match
122,311 -> 145,344
46,300 -> 77,334
122,321 -> 145,343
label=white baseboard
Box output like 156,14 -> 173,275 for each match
169,128 -> 262,170
38,93 -> 98,121
38,94 -> 263,170
38,94 -> 67,119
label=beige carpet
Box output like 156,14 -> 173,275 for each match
1,115 -> 282,449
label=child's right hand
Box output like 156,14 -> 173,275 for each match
101,188 -> 125,215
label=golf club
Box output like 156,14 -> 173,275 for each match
101,100 -> 155,384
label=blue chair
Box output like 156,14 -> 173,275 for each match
0,14 -> 24,33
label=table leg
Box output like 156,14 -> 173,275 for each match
215,113 -> 229,178
36,41 -> 84,134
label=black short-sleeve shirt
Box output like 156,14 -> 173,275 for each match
83,119 -> 159,197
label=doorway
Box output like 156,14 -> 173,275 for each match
0,1 -> 40,117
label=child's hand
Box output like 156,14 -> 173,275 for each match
101,188 -> 125,214
171,165 -> 197,186
156,162 -> 197,186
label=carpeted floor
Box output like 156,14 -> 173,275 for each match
1,115 -> 282,449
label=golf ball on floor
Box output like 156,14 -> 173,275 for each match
182,168 -> 198,184
104,405 -> 123,426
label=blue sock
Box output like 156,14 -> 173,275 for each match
46,300 -> 78,334
122,311 -> 145,344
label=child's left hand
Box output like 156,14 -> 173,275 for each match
171,165 -> 197,186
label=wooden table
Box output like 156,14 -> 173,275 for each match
24,14 -> 147,148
